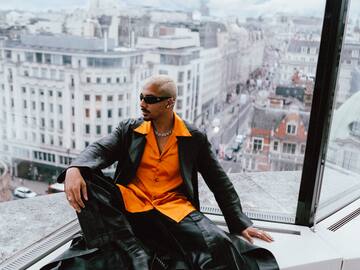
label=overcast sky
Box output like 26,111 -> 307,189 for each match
0,0 -> 358,19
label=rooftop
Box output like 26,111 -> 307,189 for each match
3,34 -> 141,55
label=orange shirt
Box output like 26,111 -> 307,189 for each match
117,113 -> 196,222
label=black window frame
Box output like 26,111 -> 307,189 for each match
295,0 -> 349,226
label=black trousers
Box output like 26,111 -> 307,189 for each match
42,170 -> 278,270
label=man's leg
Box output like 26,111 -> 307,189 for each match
163,211 -> 247,270
76,169 -> 150,269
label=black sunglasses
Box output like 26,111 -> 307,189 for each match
139,93 -> 171,104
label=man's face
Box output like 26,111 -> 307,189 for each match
140,84 -> 171,121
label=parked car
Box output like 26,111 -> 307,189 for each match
235,134 -> 245,145
231,141 -> 241,152
224,147 -> 234,160
13,186 -> 37,198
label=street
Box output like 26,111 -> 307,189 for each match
10,177 -> 51,200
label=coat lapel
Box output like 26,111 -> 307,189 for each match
128,133 -> 146,169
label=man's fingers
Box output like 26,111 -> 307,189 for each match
261,231 -> 274,242
254,230 -> 274,242
66,193 -> 81,212
242,231 -> 254,244
81,182 -> 88,201
73,187 -> 85,209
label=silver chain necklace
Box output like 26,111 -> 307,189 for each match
154,128 -> 172,137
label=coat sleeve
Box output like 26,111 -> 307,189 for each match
57,120 -> 129,183
197,132 -> 253,233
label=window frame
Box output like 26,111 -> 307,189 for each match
295,0 -> 349,226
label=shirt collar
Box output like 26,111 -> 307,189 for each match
133,112 -> 191,137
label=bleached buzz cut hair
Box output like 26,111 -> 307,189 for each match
143,75 -> 177,98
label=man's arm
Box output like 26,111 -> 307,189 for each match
197,132 -> 253,233
198,132 -> 273,243
57,120 -> 129,183
58,120 -> 129,212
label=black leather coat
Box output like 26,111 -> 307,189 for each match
58,118 -> 253,234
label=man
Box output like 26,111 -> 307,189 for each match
58,75 -> 277,269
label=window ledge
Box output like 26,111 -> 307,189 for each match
1,194 -> 360,270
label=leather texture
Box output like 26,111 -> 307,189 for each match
57,118 -> 253,234
43,171 -> 279,270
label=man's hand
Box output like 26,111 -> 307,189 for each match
241,227 -> 274,244
64,167 -> 88,213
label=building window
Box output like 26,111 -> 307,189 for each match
85,124 -> 90,134
44,54 -> 51,64
96,110 -> 101,118
178,71 -> 184,83
95,95 -> 102,102
107,109 -> 112,118
301,144 -> 306,154
118,108 -> 123,117
116,77 -> 120,83
35,53 -> 43,63
283,143 -> 297,154
177,86 -> 183,96
63,55 -> 72,65
176,100 -> 183,110
72,123 -> 75,132
84,94 -> 90,101
107,77 -> 111,83
107,95 -> 113,102
86,77 -> 91,83
85,141 -> 90,147
108,125 -> 112,134
85,108 -> 90,118
58,105 -> 63,114
274,141 -> 279,151
159,70 -> 168,75
59,120 -> 63,130
72,106 -> 75,116
253,138 -> 263,151
96,77 -> 101,84
287,123 -> 297,135
118,94 -> 123,101
96,125 -> 101,135
187,70 -> 191,80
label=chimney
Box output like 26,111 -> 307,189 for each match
98,15 -> 112,53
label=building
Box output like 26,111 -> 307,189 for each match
278,38 -> 319,84
137,28 -> 202,122
245,107 -> 309,171
327,91 -> 360,174
0,33 -> 152,180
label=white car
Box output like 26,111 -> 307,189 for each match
13,186 -> 37,198
235,134 -> 245,144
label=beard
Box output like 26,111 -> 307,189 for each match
141,108 -> 151,121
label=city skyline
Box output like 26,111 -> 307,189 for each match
0,0 -> 344,19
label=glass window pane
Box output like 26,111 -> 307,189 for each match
198,1 -> 326,223
317,1 -> 360,220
